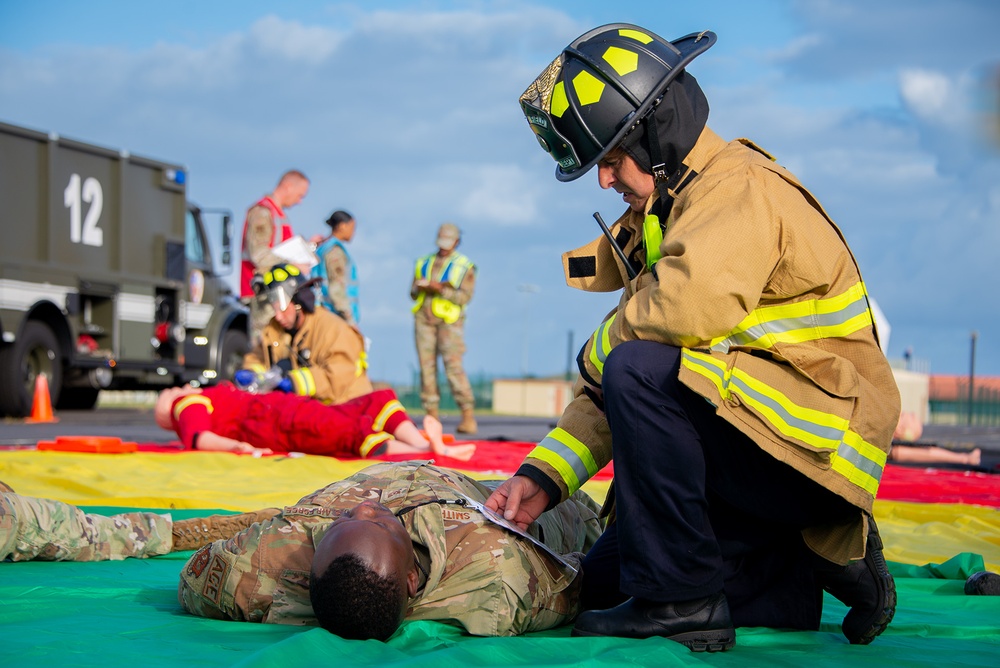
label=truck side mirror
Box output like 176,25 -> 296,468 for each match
221,214 -> 232,266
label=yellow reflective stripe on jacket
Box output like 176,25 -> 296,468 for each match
289,367 -> 316,397
710,283 -> 873,353
680,349 -> 884,497
360,432 -> 392,457
173,394 -> 213,421
527,427 -> 601,494
372,399 -> 405,432
588,314 -> 616,376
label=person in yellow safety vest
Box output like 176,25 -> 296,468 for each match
410,223 -> 478,433
485,23 -> 900,652
242,263 -> 373,405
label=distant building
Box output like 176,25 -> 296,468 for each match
929,374 -> 1000,426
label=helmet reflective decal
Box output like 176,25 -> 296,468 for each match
572,70 -> 605,106
603,46 -> 639,77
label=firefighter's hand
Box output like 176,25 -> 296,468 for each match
485,475 -> 549,531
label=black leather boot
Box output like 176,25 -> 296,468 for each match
818,514 -> 896,644
965,571 -> 1000,595
571,592 -> 736,652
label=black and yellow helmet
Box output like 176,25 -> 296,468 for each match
252,263 -> 314,312
520,24 -> 716,182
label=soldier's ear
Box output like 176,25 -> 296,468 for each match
406,563 -> 420,598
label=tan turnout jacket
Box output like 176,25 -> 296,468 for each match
521,127 -> 900,564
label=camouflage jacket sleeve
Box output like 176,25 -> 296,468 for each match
244,205 -> 285,272
322,245 -> 356,326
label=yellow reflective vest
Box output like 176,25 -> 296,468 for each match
522,127 -> 900,564
411,251 -> 476,324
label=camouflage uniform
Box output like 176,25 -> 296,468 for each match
177,461 -> 602,636
240,197 -> 294,341
0,491 -> 171,562
312,239 -> 359,327
410,253 -> 477,413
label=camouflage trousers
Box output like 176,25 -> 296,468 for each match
0,492 -> 172,562
414,315 -> 474,411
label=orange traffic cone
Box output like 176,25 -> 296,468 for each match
25,372 -> 58,423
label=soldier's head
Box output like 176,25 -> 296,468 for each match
273,170 -> 310,208
309,499 -> 420,641
252,264 -> 317,329
519,24 -> 714,211
435,222 -> 461,254
325,210 -> 356,242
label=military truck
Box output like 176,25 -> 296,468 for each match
0,121 -> 249,416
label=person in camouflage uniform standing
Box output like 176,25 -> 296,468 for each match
240,170 -> 310,341
177,461 -> 602,638
312,209 -> 360,328
410,223 -> 478,433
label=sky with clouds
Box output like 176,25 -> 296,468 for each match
2,0 -> 998,384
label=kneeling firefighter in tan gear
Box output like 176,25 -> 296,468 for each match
410,223 -> 478,433
486,23 -> 901,651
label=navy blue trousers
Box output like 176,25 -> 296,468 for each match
580,341 -> 856,629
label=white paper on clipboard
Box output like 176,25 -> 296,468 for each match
460,494 -> 578,573
272,235 -> 318,269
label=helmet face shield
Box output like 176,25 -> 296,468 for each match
520,98 -> 583,173
257,264 -> 304,311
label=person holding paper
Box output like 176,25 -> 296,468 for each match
239,170 -> 311,340
243,263 -> 373,404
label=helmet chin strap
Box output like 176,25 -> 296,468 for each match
642,102 -> 699,272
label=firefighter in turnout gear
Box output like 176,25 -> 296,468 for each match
243,263 -> 372,405
410,223 -> 478,433
486,23 -> 900,651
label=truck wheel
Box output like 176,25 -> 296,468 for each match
219,328 -> 249,382
0,321 -> 63,418
56,387 -> 101,410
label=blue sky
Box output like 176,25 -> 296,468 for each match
2,0 -> 999,384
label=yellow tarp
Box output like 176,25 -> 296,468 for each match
2,450 -> 998,570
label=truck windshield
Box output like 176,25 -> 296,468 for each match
185,209 -> 208,265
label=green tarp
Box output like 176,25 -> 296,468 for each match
2,507 -> 998,668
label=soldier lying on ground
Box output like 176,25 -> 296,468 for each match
0,461 -> 602,640
156,382 -> 476,461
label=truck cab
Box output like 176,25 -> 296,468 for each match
0,121 -> 249,416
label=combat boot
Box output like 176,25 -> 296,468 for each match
171,508 -> 281,552
818,514 -> 896,644
456,408 -> 478,434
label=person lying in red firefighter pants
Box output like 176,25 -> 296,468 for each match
154,382 -> 475,460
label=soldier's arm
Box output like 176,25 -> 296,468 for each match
439,266 -> 476,306
323,246 -> 355,325
245,207 -> 284,271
